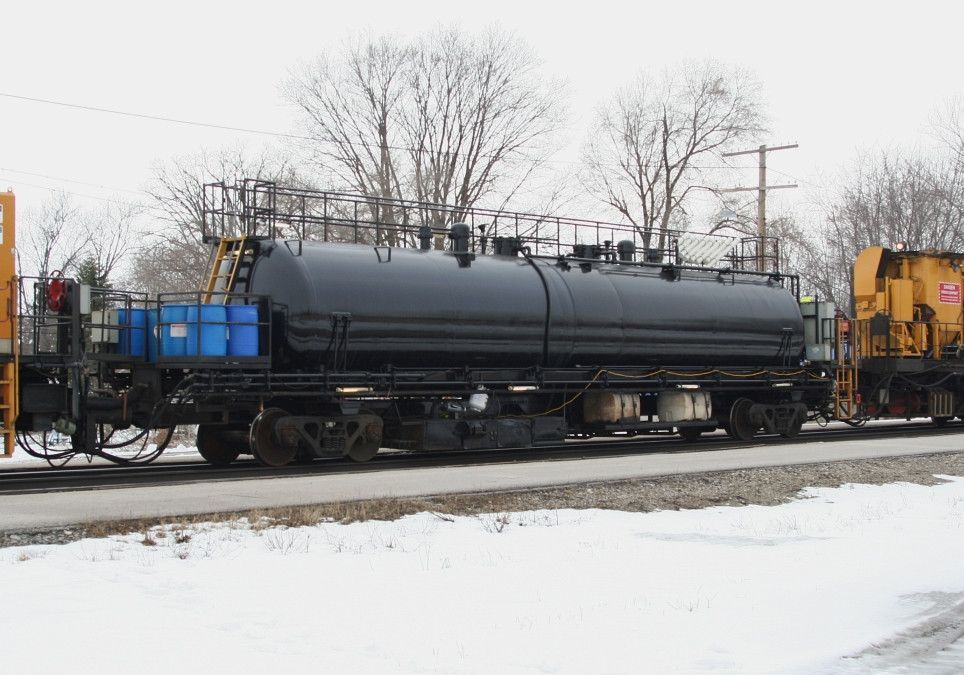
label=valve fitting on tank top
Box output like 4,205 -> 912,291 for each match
448,223 -> 476,267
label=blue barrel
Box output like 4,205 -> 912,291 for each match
186,304 -> 227,356
226,305 -> 259,356
117,308 -> 146,357
146,309 -> 158,362
160,304 -> 189,356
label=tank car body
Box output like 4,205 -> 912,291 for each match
246,238 -> 805,372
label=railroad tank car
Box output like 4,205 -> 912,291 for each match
198,187 -> 820,464
3,181 -> 832,468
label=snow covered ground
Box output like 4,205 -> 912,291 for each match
2,464 -> 963,673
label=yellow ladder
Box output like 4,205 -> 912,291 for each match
0,277 -> 18,458
0,361 -> 17,458
0,192 -> 19,457
202,236 -> 247,303
834,317 -> 858,420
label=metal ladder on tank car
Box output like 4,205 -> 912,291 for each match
202,236 -> 248,303
834,316 -> 858,420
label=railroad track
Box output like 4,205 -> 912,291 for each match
0,420 -> 960,496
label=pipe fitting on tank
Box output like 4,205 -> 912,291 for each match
492,236 -> 523,257
617,240 -> 636,262
448,223 -> 471,253
418,226 -> 433,250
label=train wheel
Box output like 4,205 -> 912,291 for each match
346,415 -> 382,462
249,408 -> 297,467
728,398 -> 760,442
196,425 -> 244,467
347,438 -> 380,462
932,416 -> 951,427
780,411 -> 805,439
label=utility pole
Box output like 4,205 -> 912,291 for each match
722,143 -> 798,269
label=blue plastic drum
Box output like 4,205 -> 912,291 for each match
117,308 -> 146,357
160,304 -> 189,356
226,305 -> 259,356
186,304 -> 227,356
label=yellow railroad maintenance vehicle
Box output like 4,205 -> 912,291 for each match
839,245 -> 964,422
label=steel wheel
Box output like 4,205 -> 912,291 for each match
347,439 -> 379,462
780,411 -> 804,438
346,416 -> 382,462
249,408 -> 297,467
196,424 -> 245,467
728,398 -> 760,441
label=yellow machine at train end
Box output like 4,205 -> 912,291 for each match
854,245 -> 964,361
843,245 -> 964,421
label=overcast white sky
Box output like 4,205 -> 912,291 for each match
2,0 -> 961,221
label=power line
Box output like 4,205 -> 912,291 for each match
0,174 -> 146,208
0,91 -> 311,140
0,167 -> 145,195
1,91 -> 791,174
0,91 -> 818,205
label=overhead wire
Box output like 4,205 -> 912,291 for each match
0,90 -> 804,177
0,91 -> 312,141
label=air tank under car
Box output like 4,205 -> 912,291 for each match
244,237 -> 805,372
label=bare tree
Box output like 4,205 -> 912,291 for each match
581,60 -> 767,254
18,191 -> 87,280
131,145 -> 296,294
286,34 -> 410,203
284,26 -> 567,221
806,143 -> 964,309
406,28 -> 564,213
81,199 -> 142,286
931,95 -> 964,162
930,96 -> 964,245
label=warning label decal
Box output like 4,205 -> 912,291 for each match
938,282 -> 962,304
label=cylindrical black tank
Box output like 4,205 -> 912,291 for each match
245,239 -> 804,370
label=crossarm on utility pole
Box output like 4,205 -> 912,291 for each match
721,144 -> 799,240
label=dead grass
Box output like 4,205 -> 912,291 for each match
77,493 -> 535,540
